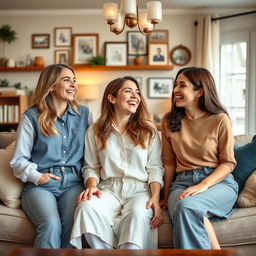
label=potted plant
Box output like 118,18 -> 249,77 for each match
89,55 -> 106,66
0,25 -> 17,66
133,53 -> 144,65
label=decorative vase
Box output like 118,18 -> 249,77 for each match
133,56 -> 144,65
6,58 -> 16,67
33,56 -> 45,67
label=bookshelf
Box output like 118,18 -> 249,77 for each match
0,95 -> 29,131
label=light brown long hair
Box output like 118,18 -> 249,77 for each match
94,76 -> 155,150
32,64 -> 79,136
166,67 -> 228,132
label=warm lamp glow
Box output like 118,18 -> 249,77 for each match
103,0 -> 162,35
76,84 -> 99,101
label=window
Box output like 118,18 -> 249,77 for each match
219,27 -> 256,135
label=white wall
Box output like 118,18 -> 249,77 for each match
1,9 -> 254,119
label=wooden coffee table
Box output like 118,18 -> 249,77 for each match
8,248 -> 246,256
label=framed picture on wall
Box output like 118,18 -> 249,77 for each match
72,34 -> 99,65
148,44 -> 168,65
32,34 -> 50,48
54,27 -> 72,47
55,49 -> 70,65
134,77 -> 143,89
127,31 -> 147,56
148,30 -> 169,44
147,77 -> 173,99
105,42 -> 127,66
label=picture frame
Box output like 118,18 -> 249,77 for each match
32,34 -> 50,49
170,44 -> 191,66
105,42 -> 127,66
54,27 -> 72,47
148,30 -> 169,44
148,44 -> 168,65
147,77 -> 173,99
72,34 -> 99,65
134,77 -> 143,89
55,49 -> 70,65
127,31 -> 147,56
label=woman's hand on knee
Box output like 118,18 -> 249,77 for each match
146,198 -> 164,228
178,183 -> 209,200
37,173 -> 60,185
77,187 -> 102,203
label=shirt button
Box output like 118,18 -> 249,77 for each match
63,150 -> 66,154
62,161 -> 65,164
62,123 -> 65,126
63,136 -> 67,139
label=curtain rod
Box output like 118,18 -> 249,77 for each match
194,10 -> 256,25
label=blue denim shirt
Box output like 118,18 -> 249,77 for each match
10,104 -> 92,184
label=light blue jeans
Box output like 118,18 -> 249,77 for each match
21,166 -> 84,248
168,167 -> 238,249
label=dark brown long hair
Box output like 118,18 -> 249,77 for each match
166,67 -> 228,132
94,76 -> 155,150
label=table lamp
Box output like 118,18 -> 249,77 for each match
76,84 -> 99,105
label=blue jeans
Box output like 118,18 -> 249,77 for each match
21,166 -> 84,248
168,167 -> 238,249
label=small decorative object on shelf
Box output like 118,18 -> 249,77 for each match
33,56 -> 45,67
133,55 -> 144,65
6,58 -> 15,68
89,56 -> 106,66
0,79 -> 27,95
25,54 -> 33,66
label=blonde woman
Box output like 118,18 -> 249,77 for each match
70,76 -> 164,249
10,64 -> 92,248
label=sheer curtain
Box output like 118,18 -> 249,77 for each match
196,15 -> 220,83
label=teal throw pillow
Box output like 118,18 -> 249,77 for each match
233,135 -> 256,193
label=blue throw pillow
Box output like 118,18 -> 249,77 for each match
233,135 -> 256,193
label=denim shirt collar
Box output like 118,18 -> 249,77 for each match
66,102 -> 78,116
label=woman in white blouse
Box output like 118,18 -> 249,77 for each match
70,76 -> 164,249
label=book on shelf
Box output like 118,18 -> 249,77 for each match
0,104 -> 19,123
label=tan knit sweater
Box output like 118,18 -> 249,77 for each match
162,112 -> 236,173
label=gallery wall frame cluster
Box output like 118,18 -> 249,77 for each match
31,28 -> 191,68
29,28 -> 189,100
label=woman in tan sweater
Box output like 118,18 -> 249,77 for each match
161,67 -> 238,249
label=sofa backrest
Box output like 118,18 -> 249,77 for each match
234,134 -> 254,146
0,132 -> 16,149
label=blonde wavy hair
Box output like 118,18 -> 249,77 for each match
31,64 -> 79,136
94,76 -> 155,150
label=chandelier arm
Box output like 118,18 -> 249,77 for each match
136,3 -> 154,34
110,17 -> 126,35
136,4 -> 144,34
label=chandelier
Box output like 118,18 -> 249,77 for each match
103,0 -> 162,35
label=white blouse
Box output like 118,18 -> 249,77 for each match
82,124 -> 164,187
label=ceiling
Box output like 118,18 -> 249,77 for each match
1,0 -> 256,10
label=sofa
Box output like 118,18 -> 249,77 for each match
0,131 -> 256,256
